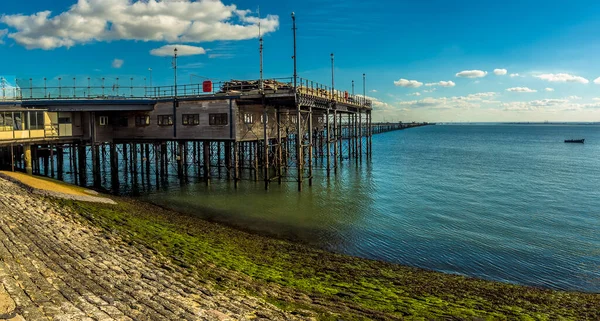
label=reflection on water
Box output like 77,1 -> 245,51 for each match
118,125 -> 600,292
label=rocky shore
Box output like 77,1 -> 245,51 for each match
0,177 -> 304,321
1,175 -> 599,320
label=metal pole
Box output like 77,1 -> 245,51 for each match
292,12 -> 302,191
308,107 -> 313,186
363,73 -> 366,106
326,107 -> 330,176
259,8 -> 264,93
292,13 -> 297,92
173,47 -> 178,138
331,53 -> 335,98
352,80 -> 354,96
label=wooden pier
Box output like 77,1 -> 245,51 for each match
0,77 -> 429,192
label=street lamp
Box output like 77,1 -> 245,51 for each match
148,68 -> 153,87
331,53 -> 335,99
363,73 -> 366,106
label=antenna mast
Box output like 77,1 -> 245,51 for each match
259,7 -> 264,92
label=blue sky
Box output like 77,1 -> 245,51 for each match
3,0 -> 600,122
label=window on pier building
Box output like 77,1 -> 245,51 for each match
209,113 -> 228,126
11,112 -> 24,130
182,114 -> 200,126
135,115 -> 150,127
0,112 -> 14,131
115,116 -> 128,127
29,111 -> 45,130
99,116 -> 109,126
158,115 -> 173,126
58,116 -> 72,124
243,113 -> 254,124
260,114 -> 269,124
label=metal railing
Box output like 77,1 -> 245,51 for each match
1,76 -> 372,108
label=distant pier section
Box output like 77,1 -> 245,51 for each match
0,77 -> 429,191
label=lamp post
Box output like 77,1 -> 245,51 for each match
363,73 -> 366,106
173,47 -> 178,138
331,53 -> 335,100
292,12 -> 297,92
148,68 -> 153,87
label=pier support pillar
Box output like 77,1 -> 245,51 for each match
92,144 -> 101,188
308,107 -> 313,186
203,141 -> 211,185
24,145 -> 33,175
77,143 -> 87,186
177,141 -> 184,178
110,143 -> 119,193
57,146 -> 64,180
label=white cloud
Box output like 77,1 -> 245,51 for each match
535,73 -> 589,84
455,70 -> 487,78
407,92 -> 421,96
150,44 -> 206,57
112,58 -> 124,69
494,69 -> 507,76
509,73 -> 521,77
501,99 -> 569,112
370,89 -> 377,93
398,92 -> 498,110
506,87 -> 537,93
545,88 -> 554,92
566,95 -> 582,100
425,80 -> 456,87
594,77 -> 600,84
393,78 -> 423,88
0,0 -> 278,50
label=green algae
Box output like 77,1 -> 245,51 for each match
53,196 -> 600,321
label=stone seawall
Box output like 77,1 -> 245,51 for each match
0,177 -> 303,321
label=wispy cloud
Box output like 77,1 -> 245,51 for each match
425,80 -> 456,87
506,87 -> 537,93
494,69 -> 507,76
456,70 -> 487,78
393,78 -> 423,88
545,88 -> 554,92
535,73 -> 589,84
151,44 -> 206,57
208,53 -> 235,59
112,58 -> 124,69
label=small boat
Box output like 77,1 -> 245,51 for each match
564,139 -> 585,143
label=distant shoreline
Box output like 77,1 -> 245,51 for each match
436,122 -> 600,125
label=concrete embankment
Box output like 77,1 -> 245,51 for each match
0,177 -> 304,321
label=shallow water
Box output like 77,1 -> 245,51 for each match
142,124 -> 600,292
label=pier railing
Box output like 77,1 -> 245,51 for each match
1,76 -> 372,108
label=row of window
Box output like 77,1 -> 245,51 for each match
0,111 -> 45,131
98,113 -> 229,127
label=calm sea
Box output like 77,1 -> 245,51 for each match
143,124 -> 600,292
